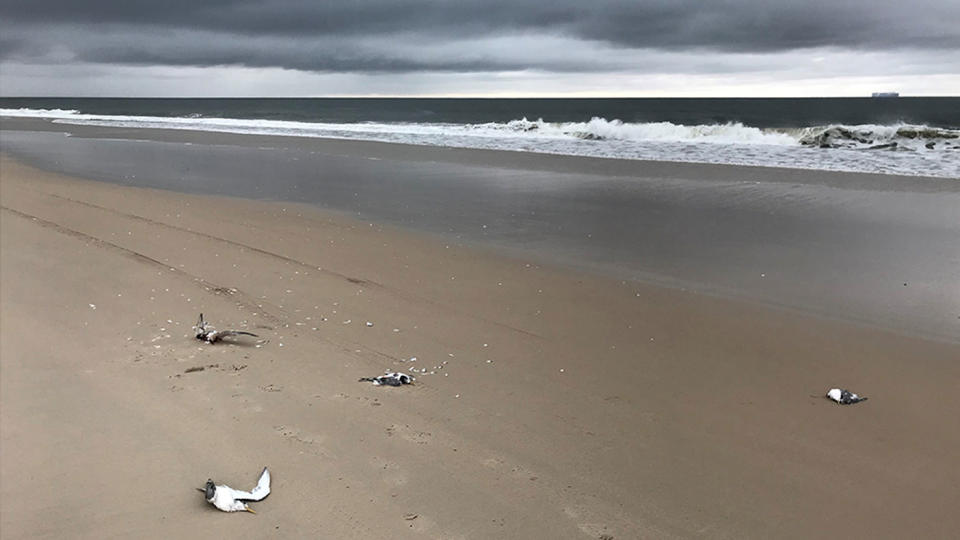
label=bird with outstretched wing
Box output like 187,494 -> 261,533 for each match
194,313 -> 259,344
198,467 -> 271,513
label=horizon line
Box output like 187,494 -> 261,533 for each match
4,94 -> 957,100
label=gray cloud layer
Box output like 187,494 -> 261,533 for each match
2,0 -> 957,74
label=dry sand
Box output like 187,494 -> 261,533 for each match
2,156 -> 959,539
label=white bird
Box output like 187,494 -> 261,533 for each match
826,388 -> 868,405
359,372 -> 413,386
194,313 -> 259,344
198,467 -> 271,513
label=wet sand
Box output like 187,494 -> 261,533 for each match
2,155 -> 959,538
3,119 -> 959,342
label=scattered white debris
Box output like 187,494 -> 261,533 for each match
89,304 -> 97,310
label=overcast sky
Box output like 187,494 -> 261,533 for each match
1,0 -> 957,97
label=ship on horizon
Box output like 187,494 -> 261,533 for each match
871,92 -> 900,98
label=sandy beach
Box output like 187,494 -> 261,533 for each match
2,151 -> 960,538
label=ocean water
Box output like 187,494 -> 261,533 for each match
2,97 -> 958,177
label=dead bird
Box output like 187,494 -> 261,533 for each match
194,313 -> 258,344
198,467 -> 271,513
359,372 -> 413,386
826,388 -> 868,405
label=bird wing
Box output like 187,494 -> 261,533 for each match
233,467 -> 271,502
216,330 -> 259,339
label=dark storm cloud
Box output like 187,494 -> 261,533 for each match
1,0 -> 957,73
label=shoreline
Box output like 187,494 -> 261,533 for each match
3,156 -> 960,538
3,116 -> 957,189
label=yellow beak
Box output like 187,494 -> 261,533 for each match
245,507 -> 256,514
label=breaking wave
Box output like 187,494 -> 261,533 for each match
474,117 -> 960,151
795,124 -> 960,151
2,107 -> 81,118
469,117 -> 799,145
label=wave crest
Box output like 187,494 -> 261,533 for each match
474,117 -> 798,145
1,107 -> 81,117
